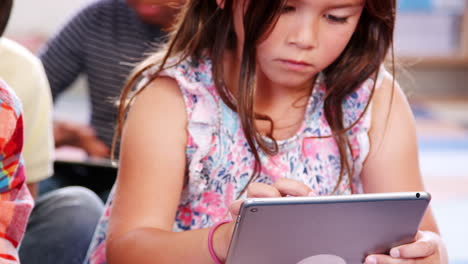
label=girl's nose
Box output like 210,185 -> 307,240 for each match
287,17 -> 318,50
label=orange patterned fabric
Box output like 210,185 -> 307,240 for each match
0,79 -> 34,263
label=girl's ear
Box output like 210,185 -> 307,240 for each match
216,0 -> 225,9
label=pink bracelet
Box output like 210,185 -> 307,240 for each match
208,220 -> 231,264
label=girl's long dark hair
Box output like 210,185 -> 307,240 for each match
113,0 -> 396,195
0,0 -> 13,36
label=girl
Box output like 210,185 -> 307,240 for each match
85,0 -> 448,263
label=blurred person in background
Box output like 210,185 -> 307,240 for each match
0,76 -> 30,264
0,1 -> 34,263
0,1 -> 104,263
40,0 -> 185,159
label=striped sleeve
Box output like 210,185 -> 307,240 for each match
0,80 -> 34,263
39,2 -> 100,100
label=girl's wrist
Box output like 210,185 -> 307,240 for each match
210,220 -> 232,263
429,231 -> 448,264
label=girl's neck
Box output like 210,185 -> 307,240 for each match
255,71 -> 315,113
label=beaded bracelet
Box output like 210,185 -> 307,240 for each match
208,220 -> 231,264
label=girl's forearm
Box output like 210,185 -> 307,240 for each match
106,225 -> 231,264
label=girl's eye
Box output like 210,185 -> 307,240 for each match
324,14 -> 349,24
281,5 -> 296,14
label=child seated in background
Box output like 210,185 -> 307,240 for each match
1,1 -> 104,263
0,1 -> 33,263
0,76 -> 32,264
40,0 -> 186,158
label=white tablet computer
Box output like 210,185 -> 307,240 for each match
226,192 -> 430,264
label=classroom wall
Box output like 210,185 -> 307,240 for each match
5,0 -> 95,36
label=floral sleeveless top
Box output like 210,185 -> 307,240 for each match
85,55 -> 380,264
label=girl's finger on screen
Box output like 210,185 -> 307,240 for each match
247,182 -> 282,198
273,178 -> 312,197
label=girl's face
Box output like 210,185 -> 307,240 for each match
232,0 -> 364,89
126,0 -> 184,27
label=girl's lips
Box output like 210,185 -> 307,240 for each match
278,59 -> 313,71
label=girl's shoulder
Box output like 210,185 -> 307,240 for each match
344,65 -> 392,107
332,65 -> 392,133
141,54 -> 219,127
375,65 -> 393,90
144,54 -> 215,94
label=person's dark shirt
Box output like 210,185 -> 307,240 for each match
40,0 -> 166,149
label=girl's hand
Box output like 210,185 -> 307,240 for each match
214,179 -> 312,262
365,231 -> 445,264
229,178 -> 313,217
